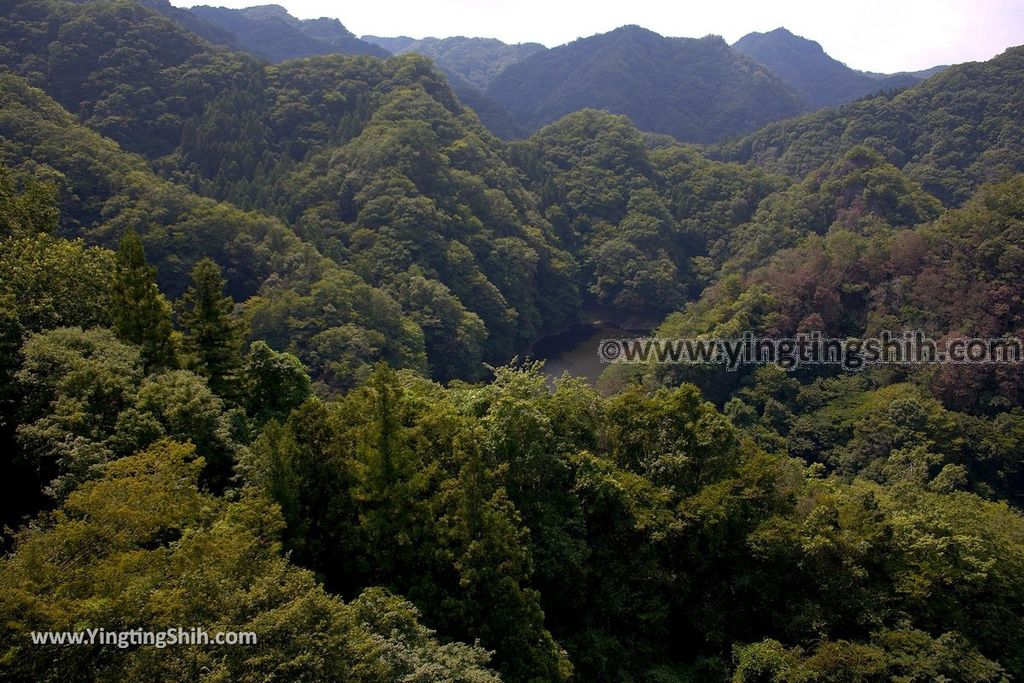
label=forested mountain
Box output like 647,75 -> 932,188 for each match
144,2 -> 526,137
3,0 -> 1024,680
358,34 -> 539,138
0,0 -> 578,387
714,44 -> 1024,205
508,109 -> 784,314
486,25 -> 808,142
732,27 -> 926,107
362,35 -> 546,90
182,3 -> 389,60
126,5 -> 949,145
139,0 -> 239,46
0,0 -> 800,384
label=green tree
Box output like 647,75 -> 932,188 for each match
436,430 -> 573,682
0,166 -> 58,238
0,439 -> 501,682
15,327 -> 142,496
0,236 -> 114,333
178,258 -> 247,402
244,399 -> 361,595
354,365 -> 434,589
114,369 -> 243,492
111,229 -> 176,369
244,340 -> 312,424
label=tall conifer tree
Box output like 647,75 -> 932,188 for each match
111,229 -> 176,369
177,258 -> 246,402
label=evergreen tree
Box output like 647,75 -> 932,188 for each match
111,229 -> 176,369
177,258 -> 246,402
355,365 -> 433,588
438,429 -> 573,682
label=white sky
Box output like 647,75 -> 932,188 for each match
171,0 -> 1024,72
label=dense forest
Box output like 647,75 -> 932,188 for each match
140,1 -> 530,139
2,0 -> 1024,680
145,0 -> 390,61
730,28 -> 928,108
126,3 -> 945,144
485,27 -> 807,143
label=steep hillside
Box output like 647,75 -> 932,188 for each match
139,0 -> 239,46
363,35 -> 546,89
144,3 -> 524,137
0,0 -> 584,384
0,72 -> 437,385
715,45 -> 1024,205
486,26 -> 808,142
186,3 -> 389,60
732,27 -> 924,107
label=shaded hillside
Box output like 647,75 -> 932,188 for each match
139,0 -> 238,46
0,56 -> 574,385
436,68 -> 527,138
0,0 -> 582,385
486,26 -> 808,142
5,3 -> 1024,682
0,0 -> 212,156
715,44 -> 1024,205
732,27 -> 925,107
363,35 -> 546,89
187,3 -> 389,61
509,109 -> 785,314
0,72 -> 437,382
147,3 -> 524,137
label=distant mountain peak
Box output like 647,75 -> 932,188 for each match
361,34 -> 546,94
182,4 -> 390,61
487,25 -> 806,142
733,27 -> 928,107
239,4 -> 293,20
736,27 -> 829,57
609,24 -> 656,34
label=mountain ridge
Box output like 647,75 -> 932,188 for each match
714,43 -> 1024,205
140,6 -> 950,143
362,34 -> 547,90
184,3 -> 390,60
485,25 -> 809,142
732,27 -> 933,107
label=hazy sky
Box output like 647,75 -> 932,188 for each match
171,0 -> 1024,72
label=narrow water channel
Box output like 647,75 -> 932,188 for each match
529,322 -> 649,385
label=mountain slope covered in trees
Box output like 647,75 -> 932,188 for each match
145,1 -> 525,137
0,0 -> 798,384
183,2 -> 389,60
362,35 -> 546,90
3,1 -> 1024,681
486,25 -> 808,142
732,27 -> 926,107
713,44 -> 1024,205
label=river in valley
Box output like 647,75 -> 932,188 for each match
529,321 -> 650,385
